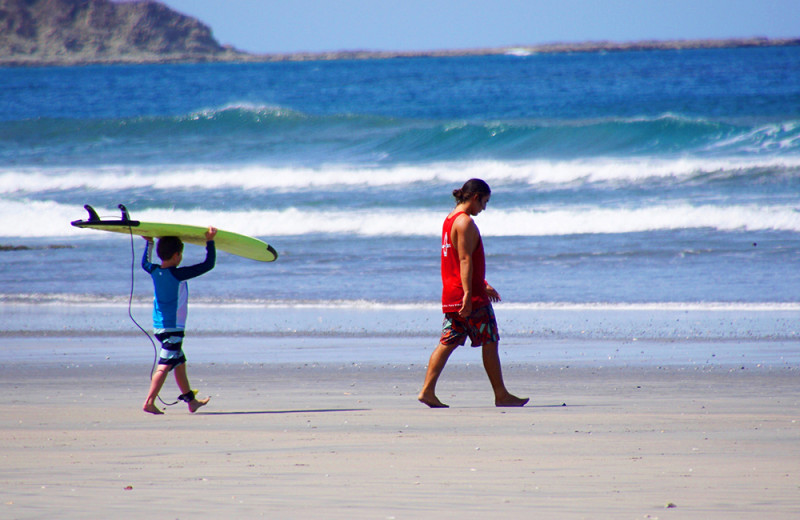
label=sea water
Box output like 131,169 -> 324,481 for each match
1,47 -> 799,346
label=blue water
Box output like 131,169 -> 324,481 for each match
1,46 -> 800,312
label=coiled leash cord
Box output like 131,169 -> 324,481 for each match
127,227 -> 178,407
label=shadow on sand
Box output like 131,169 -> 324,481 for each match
197,408 -> 370,415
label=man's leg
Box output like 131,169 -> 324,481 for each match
481,341 -> 529,407
418,342 -> 458,408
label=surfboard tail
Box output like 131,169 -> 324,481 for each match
70,204 -> 140,228
118,204 -> 131,221
84,205 -> 100,222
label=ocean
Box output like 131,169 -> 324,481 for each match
1,46 -> 799,347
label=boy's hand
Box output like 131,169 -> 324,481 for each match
144,236 -> 154,244
205,226 -> 217,241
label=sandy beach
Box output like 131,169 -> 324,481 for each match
1,331 -> 798,519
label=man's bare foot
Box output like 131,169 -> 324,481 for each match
495,393 -> 529,407
143,403 -> 164,415
189,397 -> 210,413
418,394 -> 449,408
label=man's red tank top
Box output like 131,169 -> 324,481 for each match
441,211 -> 489,312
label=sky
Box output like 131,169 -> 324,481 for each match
159,0 -> 800,54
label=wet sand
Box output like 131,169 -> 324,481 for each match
1,335 -> 798,519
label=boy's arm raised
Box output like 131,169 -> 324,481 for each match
172,232 -> 216,281
141,237 -> 157,273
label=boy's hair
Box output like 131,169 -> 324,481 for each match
156,236 -> 184,261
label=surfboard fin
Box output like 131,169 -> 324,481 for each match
83,205 -> 101,222
118,204 -> 131,222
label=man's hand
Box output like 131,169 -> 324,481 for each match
458,293 -> 473,318
486,282 -> 501,303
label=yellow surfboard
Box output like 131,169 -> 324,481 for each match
71,205 -> 277,262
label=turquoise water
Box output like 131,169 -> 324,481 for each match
1,47 -> 799,309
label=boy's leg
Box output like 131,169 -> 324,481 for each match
173,363 -> 210,413
143,365 -> 169,414
173,362 -> 192,395
481,341 -> 529,407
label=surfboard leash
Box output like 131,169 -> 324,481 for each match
126,226 -> 178,407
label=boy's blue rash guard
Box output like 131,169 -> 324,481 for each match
142,240 -> 216,331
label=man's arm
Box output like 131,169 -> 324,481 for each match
454,214 -> 479,318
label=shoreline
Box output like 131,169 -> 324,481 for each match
1,302 -> 797,369
2,37 -> 798,67
1,301 -> 797,352
1,333 -> 798,370
2,305 -> 797,518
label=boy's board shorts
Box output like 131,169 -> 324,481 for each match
440,304 -> 499,347
155,330 -> 187,369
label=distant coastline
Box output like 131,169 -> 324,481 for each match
244,37 -> 800,63
1,0 -> 797,67
3,37 -> 799,67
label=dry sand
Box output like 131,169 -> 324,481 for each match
1,337 -> 799,519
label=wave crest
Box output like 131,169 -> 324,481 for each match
3,108 -> 800,164
2,199 -> 798,238
1,156 -> 799,194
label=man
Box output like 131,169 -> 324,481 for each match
418,179 -> 528,408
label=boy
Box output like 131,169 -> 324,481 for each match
141,227 -> 217,414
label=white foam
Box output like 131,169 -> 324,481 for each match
478,203 -> 800,236
1,156 -> 799,193
2,294 -> 798,312
3,198 -> 799,238
184,102 -> 302,120
704,121 -> 800,154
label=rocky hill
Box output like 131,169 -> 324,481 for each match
0,0 -> 246,66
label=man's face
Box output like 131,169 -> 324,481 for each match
475,194 -> 490,214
